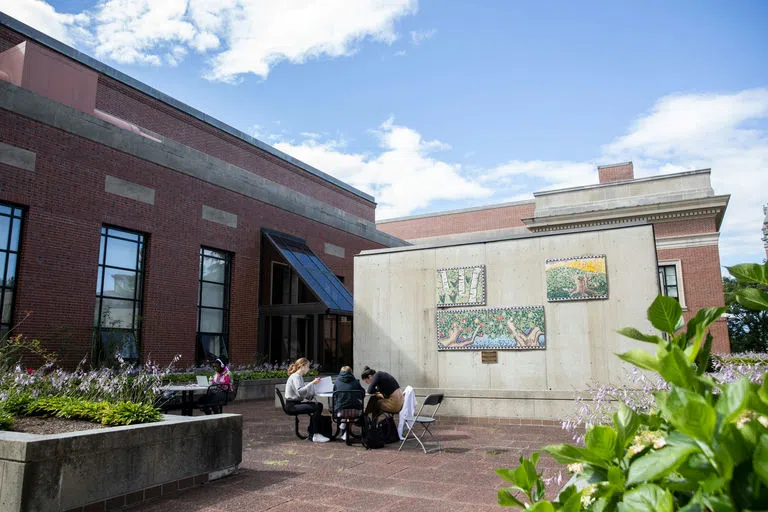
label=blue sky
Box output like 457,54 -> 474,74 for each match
2,0 -> 767,266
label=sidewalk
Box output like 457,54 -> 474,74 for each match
137,399 -> 574,512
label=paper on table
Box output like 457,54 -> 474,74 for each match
314,376 -> 334,394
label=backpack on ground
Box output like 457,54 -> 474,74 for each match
362,415 -> 386,449
378,415 -> 400,444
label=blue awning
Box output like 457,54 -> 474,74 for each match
263,229 -> 353,315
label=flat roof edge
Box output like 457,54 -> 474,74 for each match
377,199 -> 536,224
358,221 -> 652,256
534,169 -> 712,197
0,13 -> 375,204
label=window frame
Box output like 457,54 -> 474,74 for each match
94,225 -> 146,364
196,247 -> 232,364
0,202 -> 24,336
658,259 -> 686,310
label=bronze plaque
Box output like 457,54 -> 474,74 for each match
481,351 -> 498,364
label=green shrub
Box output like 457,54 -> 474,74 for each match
23,395 -> 161,426
1,392 -> 34,415
164,368 -> 318,384
99,401 -> 162,425
497,261 -> 768,510
0,409 -> 13,430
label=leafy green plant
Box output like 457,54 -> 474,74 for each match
497,261 -> 768,510
0,410 -> 12,430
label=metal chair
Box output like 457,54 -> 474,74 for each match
275,388 -> 312,440
398,393 -> 444,453
196,384 -> 229,414
331,389 -> 366,445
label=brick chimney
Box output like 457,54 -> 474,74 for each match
598,162 -> 634,184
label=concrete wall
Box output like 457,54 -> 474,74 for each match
353,225 -> 659,420
0,414 -> 241,511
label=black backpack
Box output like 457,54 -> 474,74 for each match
362,415 -> 386,449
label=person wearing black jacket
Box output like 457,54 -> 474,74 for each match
361,366 -> 403,418
333,366 -> 365,441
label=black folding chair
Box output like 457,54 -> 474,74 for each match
331,389 -> 366,445
196,384 -> 229,414
275,388 -> 312,440
398,393 -> 444,453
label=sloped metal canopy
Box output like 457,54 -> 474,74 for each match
263,228 -> 353,315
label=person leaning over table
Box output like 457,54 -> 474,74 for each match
333,365 -> 365,440
285,357 -> 330,443
361,366 -> 403,419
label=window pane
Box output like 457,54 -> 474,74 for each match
0,216 -> 9,249
101,269 -> 137,299
2,290 -> 12,323
0,205 -> 10,215
199,334 -> 228,362
99,236 -> 105,265
200,308 -> 223,332
9,218 -> 20,251
664,266 -> 677,285
201,282 -> 224,307
666,285 -> 679,298
97,298 -> 136,329
106,228 -> 140,241
202,257 -> 226,283
3,254 -> 15,287
105,238 -> 140,269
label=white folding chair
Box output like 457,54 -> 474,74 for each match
398,393 -> 444,453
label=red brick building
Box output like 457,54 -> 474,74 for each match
378,162 -> 732,353
0,14 -> 404,370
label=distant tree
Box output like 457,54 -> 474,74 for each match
723,276 -> 768,352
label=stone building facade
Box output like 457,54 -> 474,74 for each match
378,162 -> 732,352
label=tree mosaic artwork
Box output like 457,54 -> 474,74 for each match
436,265 -> 486,307
545,255 -> 608,302
436,306 -> 545,350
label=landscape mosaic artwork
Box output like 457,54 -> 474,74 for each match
436,306 -> 545,351
545,255 -> 608,301
436,265 -> 486,307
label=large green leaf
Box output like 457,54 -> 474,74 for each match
613,403 -> 640,451
715,377 -> 751,423
694,332 -> 713,376
755,435 -> 768,486
528,501 -> 555,512
659,386 -> 716,442
585,425 -> 618,462
616,327 -> 665,345
617,349 -> 660,372
658,345 -> 697,390
498,488 -> 526,507
647,295 -> 684,334
626,444 -> 699,485
617,484 -> 674,512
727,263 -> 767,285
543,444 -> 609,468
684,307 -> 725,363
735,287 -> 768,311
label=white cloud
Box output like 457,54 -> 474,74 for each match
203,0 -> 418,81
481,160 -> 597,191
410,27 -> 436,45
274,119 -> 492,219
602,89 -> 768,265
0,0 -> 90,45
2,0 -> 418,80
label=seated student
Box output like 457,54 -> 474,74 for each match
198,358 -> 232,415
285,357 -> 329,443
361,366 -> 403,419
333,365 -> 365,440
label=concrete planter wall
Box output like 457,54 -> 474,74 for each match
234,378 -> 285,402
0,413 -> 242,512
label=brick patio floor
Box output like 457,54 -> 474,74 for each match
136,399 -> 575,512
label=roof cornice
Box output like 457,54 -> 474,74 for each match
522,195 -> 730,232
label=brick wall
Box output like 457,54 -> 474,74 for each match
654,218 -> 717,237
377,202 -> 536,240
93,77 -> 375,222
0,108 -> 382,368
656,244 -> 729,353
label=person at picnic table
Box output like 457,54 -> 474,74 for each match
197,358 -> 233,415
333,365 -> 366,441
361,366 -> 403,419
285,357 -> 330,443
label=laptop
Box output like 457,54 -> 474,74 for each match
196,376 -> 210,386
